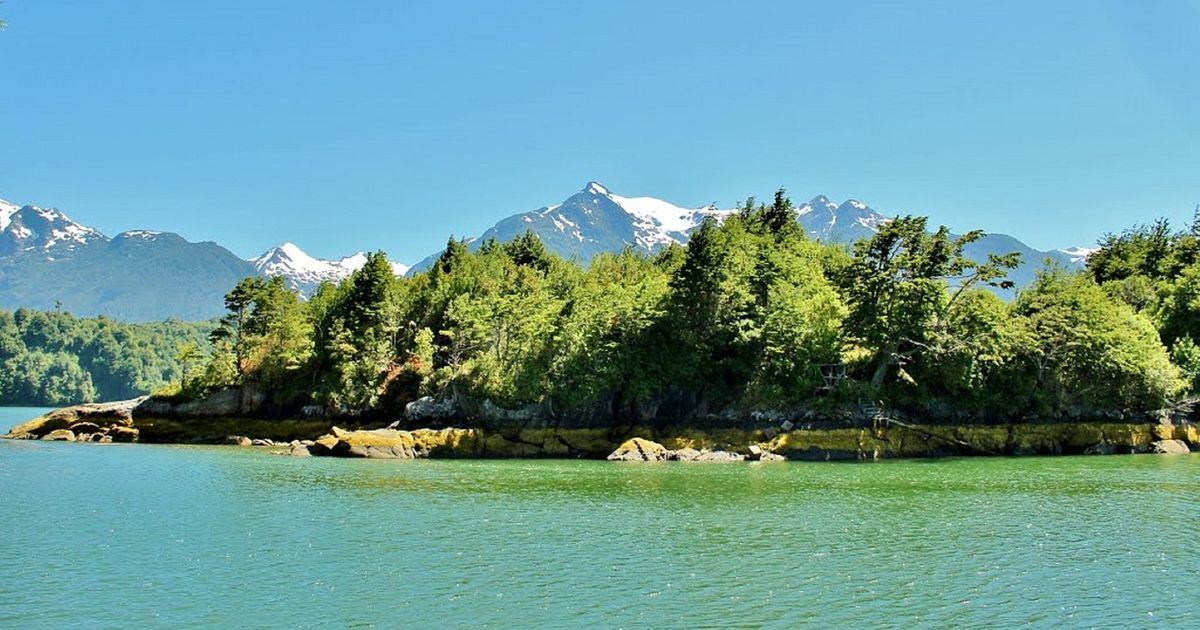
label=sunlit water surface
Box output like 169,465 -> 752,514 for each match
1,407 -> 1197,628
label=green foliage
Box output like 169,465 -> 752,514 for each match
0,308 -> 213,405
840,216 -> 1020,390
1014,269 -> 1183,412
177,194 -> 1192,423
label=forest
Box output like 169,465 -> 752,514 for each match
173,192 -> 1198,424
0,308 -> 213,405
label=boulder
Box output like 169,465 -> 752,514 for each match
780,420 -> 795,432
1148,439 -> 1190,455
288,443 -> 313,457
405,396 -> 459,422
606,438 -> 670,462
690,450 -> 745,462
319,426 -> 418,459
670,447 -> 702,461
41,429 -> 76,442
251,439 -> 274,447
758,451 -> 787,462
671,448 -> 745,462
224,435 -> 253,447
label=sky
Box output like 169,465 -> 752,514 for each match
1,0 -> 1198,261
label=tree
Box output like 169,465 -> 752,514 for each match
209,277 -> 267,381
175,342 -> 204,389
1015,268 -> 1183,412
841,216 -> 1020,389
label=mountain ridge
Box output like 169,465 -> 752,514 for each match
1,184 -> 1090,320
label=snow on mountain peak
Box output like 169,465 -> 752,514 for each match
585,181 -> 610,195
0,202 -> 106,254
250,242 -> 408,297
0,198 -> 20,231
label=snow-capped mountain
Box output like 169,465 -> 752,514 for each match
250,242 -> 411,297
0,201 -> 106,257
410,181 -> 731,272
795,195 -> 890,243
408,182 -> 1083,298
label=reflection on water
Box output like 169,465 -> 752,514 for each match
0,429 -> 1197,627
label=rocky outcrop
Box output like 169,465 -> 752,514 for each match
306,426 -> 418,459
607,438 -> 671,461
137,386 -> 267,418
1148,439 -> 1190,454
405,396 -> 460,423
6,399 -> 141,442
606,438 -> 769,462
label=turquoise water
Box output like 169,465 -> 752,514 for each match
1,407 -> 1198,628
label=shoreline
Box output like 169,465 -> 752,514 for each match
4,398 -> 1196,461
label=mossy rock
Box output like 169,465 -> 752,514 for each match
607,437 -> 670,461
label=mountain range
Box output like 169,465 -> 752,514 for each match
1,183 -> 1087,321
0,198 -> 400,320
410,182 -> 1081,292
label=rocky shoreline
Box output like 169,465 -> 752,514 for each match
4,396 -> 1198,461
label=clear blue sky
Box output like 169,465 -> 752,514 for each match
1,0 -> 1197,261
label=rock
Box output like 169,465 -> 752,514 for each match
321,426 -> 418,459
670,447 -> 701,461
96,435 -> 113,444
690,450 -> 745,462
4,398 -> 139,439
758,451 -> 787,462
68,422 -> 101,435
747,444 -> 763,459
780,420 -> 795,431
41,429 -> 76,442
224,435 -> 253,446
1148,439 -> 1190,455
251,439 -> 274,447
300,404 -> 324,419
672,448 -> 745,462
288,443 -> 312,457
108,426 -> 139,443
405,396 -> 459,422
762,427 -> 778,440
606,437 -> 670,462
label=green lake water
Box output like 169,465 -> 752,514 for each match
1,407 -> 1198,628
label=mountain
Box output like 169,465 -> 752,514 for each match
795,195 -> 889,243
250,243 -> 412,297
410,181 -> 728,272
0,184 -> 1087,321
410,182 -> 1081,292
0,198 -> 410,321
0,201 -> 105,257
0,215 -> 257,321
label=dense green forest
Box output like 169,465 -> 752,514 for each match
174,192 -> 1196,424
0,309 -> 213,405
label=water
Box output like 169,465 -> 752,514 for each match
1,407 -> 1198,628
